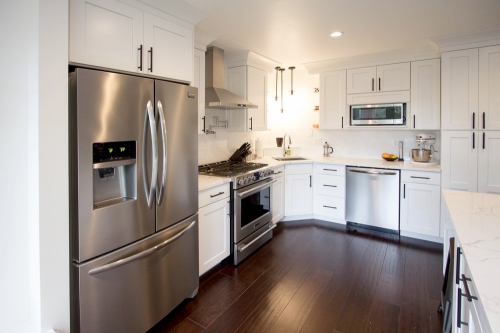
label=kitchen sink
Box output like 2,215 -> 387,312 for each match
272,156 -> 308,161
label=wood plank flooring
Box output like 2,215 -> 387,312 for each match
148,219 -> 443,333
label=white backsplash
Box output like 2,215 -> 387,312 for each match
198,68 -> 441,164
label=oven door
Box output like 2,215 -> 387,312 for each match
234,178 -> 276,243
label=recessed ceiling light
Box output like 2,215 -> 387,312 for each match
330,31 -> 343,37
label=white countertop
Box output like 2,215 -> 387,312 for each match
198,155 -> 440,191
443,190 -> 500,332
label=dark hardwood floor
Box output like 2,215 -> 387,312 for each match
149,219 -> 444,333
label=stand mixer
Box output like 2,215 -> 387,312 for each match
411,134 -> 439,164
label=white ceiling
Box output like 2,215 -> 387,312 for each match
184,0 -> 500,67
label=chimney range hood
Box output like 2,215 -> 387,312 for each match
205,46 -> 257,109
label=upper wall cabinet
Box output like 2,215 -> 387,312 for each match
346,63 -> 410,94
441,49 -> 479,130
410,59 -> 441,130
479,45 -> 500,130
319,70 -> 346,129
69,0 -> 193,83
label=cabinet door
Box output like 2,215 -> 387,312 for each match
377,63 -> 410,92
478,131 -> 500,194
271,175 -> 285,224
227,66 -> 248,131
285,174 -> 312,216
347,67 -> 376,94
441,49 -> 479,130
479,45 -> 500,130
441,131 -> 478,192
69,0 -> 144,73
193,48 -> 206,134
143,13 -> 193,82
247,67 -> 268,131
411,59 -> 441,129
320,70 -> 346,129
198,199 -> 230,276
400,183 -> 440,237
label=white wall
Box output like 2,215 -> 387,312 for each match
0,1 -> 70,332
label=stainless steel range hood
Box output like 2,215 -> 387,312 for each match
205,46 -> 257,109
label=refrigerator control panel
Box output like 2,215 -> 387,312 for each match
93,141 -> 136,163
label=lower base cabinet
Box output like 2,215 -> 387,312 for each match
198,184 -> 230,276
271,166 -> 285,223
285,164 -> 313,216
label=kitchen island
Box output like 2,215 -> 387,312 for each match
442,190 -> 499,333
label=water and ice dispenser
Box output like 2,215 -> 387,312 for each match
92,141 -> 137,209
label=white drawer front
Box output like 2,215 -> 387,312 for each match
401,170 -> 440,185
273,166 -> 285,178
314,163 -> 346,176
286,163 -> 312,175
314,174 -> 345,197
199,183 -> 230,208
313,194 -> 345,219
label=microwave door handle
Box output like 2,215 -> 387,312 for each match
88,221 -> 196,275
156,100 -> 167,205
142,100 -> 158,208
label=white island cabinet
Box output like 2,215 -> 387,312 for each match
69,0 -> 193,82
285,164 -> 313,216
400,170 -> 441,240
198,183 -> 230,276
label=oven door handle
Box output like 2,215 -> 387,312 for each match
237,224 -> 277,252
236,179 -> 276,197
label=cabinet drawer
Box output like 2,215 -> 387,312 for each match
314,174 -> 345,197
199,183 -> 230,208
313,194 -> 345,219
286,163 -> 312,175
273,166 -> 285,178
314,163 -> 346,176
401,170 -> 440,185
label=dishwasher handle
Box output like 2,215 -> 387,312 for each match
348,168 -> 398,176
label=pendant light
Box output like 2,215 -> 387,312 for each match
275,66 -> 280,101
279,68 -> 285,113
288,66 -> 295,95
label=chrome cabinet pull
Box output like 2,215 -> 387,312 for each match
410,176 -> 430,180
323,184 -> 337,188
210,191 -> 224,198
483,112 -> 486,129
88,221 -> 196,275
483,132 -> 485,150
378,77 -> 381,91
473,132 -> 475,149
323,205 -> 337,209
142,101 -> 158,208
413,115 -> 416,129
403,184 -> 406,199
309,175 -> 312,187
323,168 -> 337,172
249,117 -> 253,130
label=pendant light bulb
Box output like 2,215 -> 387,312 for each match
274,67 -> 280,101
288,66 -> 295,95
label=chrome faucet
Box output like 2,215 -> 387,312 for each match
283,133 -> 292,156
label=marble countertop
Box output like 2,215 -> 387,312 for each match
442,190 -> 500,332
198,174 -> 231,191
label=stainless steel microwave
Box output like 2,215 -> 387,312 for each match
350,103 -> 406,126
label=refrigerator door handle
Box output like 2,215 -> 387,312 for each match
88,221 -> 196,275
156,100 -> 167,205
142,100 -> 158,208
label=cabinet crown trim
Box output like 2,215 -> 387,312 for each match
430,27 -> 500,53
226,50 -> 280,73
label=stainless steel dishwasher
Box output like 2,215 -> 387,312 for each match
346,167 -> 400,234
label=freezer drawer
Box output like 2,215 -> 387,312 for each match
72,215 -> 199,333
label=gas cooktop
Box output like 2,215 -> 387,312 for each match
198,160 -> 268,178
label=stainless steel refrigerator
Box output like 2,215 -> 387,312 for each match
69,68 -> 199,333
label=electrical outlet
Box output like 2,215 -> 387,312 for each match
393,140 -> 398,147
314,139 -> 321,145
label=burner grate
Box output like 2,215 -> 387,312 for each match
198,161 -> 268,177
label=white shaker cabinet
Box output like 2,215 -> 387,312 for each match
479,45 -> 500,130
69,0 -> 144,73
441,131 -> 478,192
346,63 -> 410,94
478,131 -> 500,194
285,164 -> 313,216
410,59 -> 441,130
227,66 -> 268,132
319,70 -> 346,129
312,164 -> 346,222
143,13 -> 193,82
69,0 -> 194,83
441,49 -> 479,130
198,184 -> 230,276
271,166 -> 285,224
193,48 -> 206,134
400,171 -> 441,238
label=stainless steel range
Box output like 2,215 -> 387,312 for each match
199,160 -> 276,265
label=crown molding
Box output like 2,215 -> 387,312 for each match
225,51 -> 281,73
430,28 -> 500,53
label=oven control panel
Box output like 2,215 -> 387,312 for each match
236,168 -> 274,187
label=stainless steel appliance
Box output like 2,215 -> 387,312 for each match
346,167 -> 400,233
198,160 -> 276,264
350,103 -> 406,126
69,68 -> 199,333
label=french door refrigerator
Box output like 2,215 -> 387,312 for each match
69,68 -> 199,333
